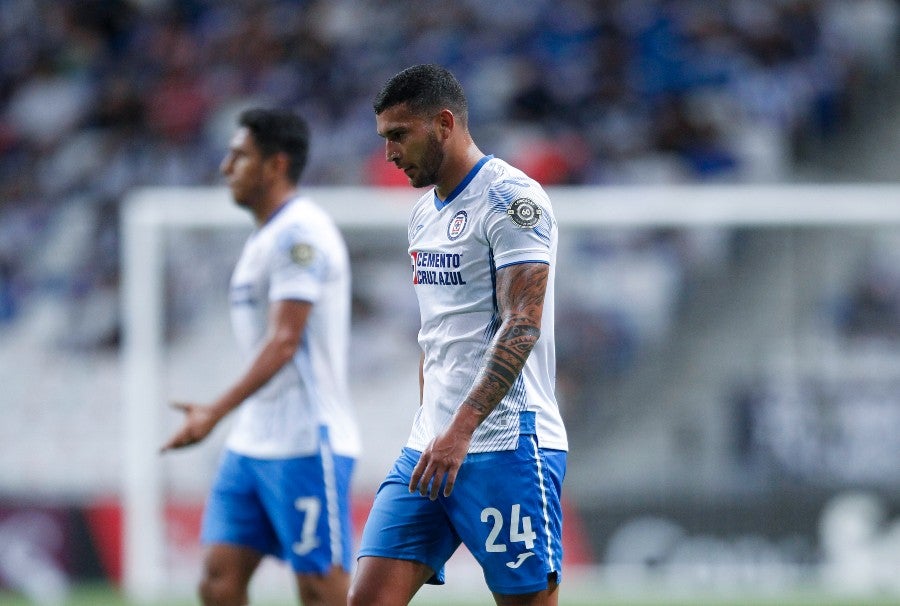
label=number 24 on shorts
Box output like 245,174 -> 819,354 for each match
481,504 -> 537,568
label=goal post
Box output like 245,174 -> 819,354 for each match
120,183 -> 900,604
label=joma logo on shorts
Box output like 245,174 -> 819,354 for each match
506,552 -> 535,569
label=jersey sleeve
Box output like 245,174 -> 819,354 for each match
269,224 -> 328,303
483,179 -> 555,269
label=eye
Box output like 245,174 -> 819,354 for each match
387,129 -> 407,143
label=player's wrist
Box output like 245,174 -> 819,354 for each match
208,399 -> 233,423
455,401 -> 485,435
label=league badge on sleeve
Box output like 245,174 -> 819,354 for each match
508,198 -> 541,227
290,243 -> 315,266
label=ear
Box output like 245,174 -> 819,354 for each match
266,151 -> 291,179
436,109 -> 455,139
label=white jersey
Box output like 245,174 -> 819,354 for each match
226,196 -> 360,459
407,156 -> 568,453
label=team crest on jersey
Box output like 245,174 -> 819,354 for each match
290,243 -> 315,266
508,198 -> 541,227
447,210 -> 468,240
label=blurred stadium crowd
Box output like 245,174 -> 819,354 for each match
1,0 -> 898,334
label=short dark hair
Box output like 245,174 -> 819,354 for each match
238,108 -> 310,183
373,64 -> 468,124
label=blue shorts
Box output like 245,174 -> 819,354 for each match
357,412 -> 566,595
201,430 -> 356,574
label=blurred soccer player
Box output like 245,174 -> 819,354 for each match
349,64 -> 568,606
161,108 -> 360,606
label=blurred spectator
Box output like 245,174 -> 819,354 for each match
835,258 -> 900,343
0,256 -> 18,323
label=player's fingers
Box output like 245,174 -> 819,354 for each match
429,470 -> 444,501
160,427 -> 198,453
160,434 -> 181,453
419,468 -> 433,497
443,467 -> 458,498
417,461 -> 438,498
170,402 -> 191,413
409,458 -> 426,493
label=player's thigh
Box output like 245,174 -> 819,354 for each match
493,574 -> 559,606
201,451 -> 281,557
201,543 -> 264,595
447,441 -> 566,596
296,565 -> 350,606
356,449 -> 459,582
349,555 -> 435,606
258,453 -> 356,574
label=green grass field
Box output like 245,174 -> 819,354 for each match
2,583 -> 900,606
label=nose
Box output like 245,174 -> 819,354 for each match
220,153 -> 233,176
385,142 -> 400,163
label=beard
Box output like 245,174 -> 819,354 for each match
230,180 -> 266,210
409,129 -> 444,188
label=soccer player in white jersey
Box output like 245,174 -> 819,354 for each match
350,65 -> 568,606
161,108 -> 360,606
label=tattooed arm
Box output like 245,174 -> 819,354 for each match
409,262 -> 548,499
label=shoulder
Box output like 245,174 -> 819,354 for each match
282,196 -> 334,226
408,189 -> 437,222
477,158 -> 545,197
275,197 -> 344,235
268,197 -> 344,252
479,159 -> 551,217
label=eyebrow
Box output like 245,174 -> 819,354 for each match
378,125 -> 406,140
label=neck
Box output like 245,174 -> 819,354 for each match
435,143 -> 484,200
254,185 -> 297,225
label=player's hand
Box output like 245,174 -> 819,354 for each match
409,427 -> 471,500
160,402 -> 218,453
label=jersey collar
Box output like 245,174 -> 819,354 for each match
262,194 -> 297,227
434,155 -> 493,211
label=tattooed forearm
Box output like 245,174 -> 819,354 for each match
493,325 -> 541,377
464,324 -> 540,417
461,263 -> 548,422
